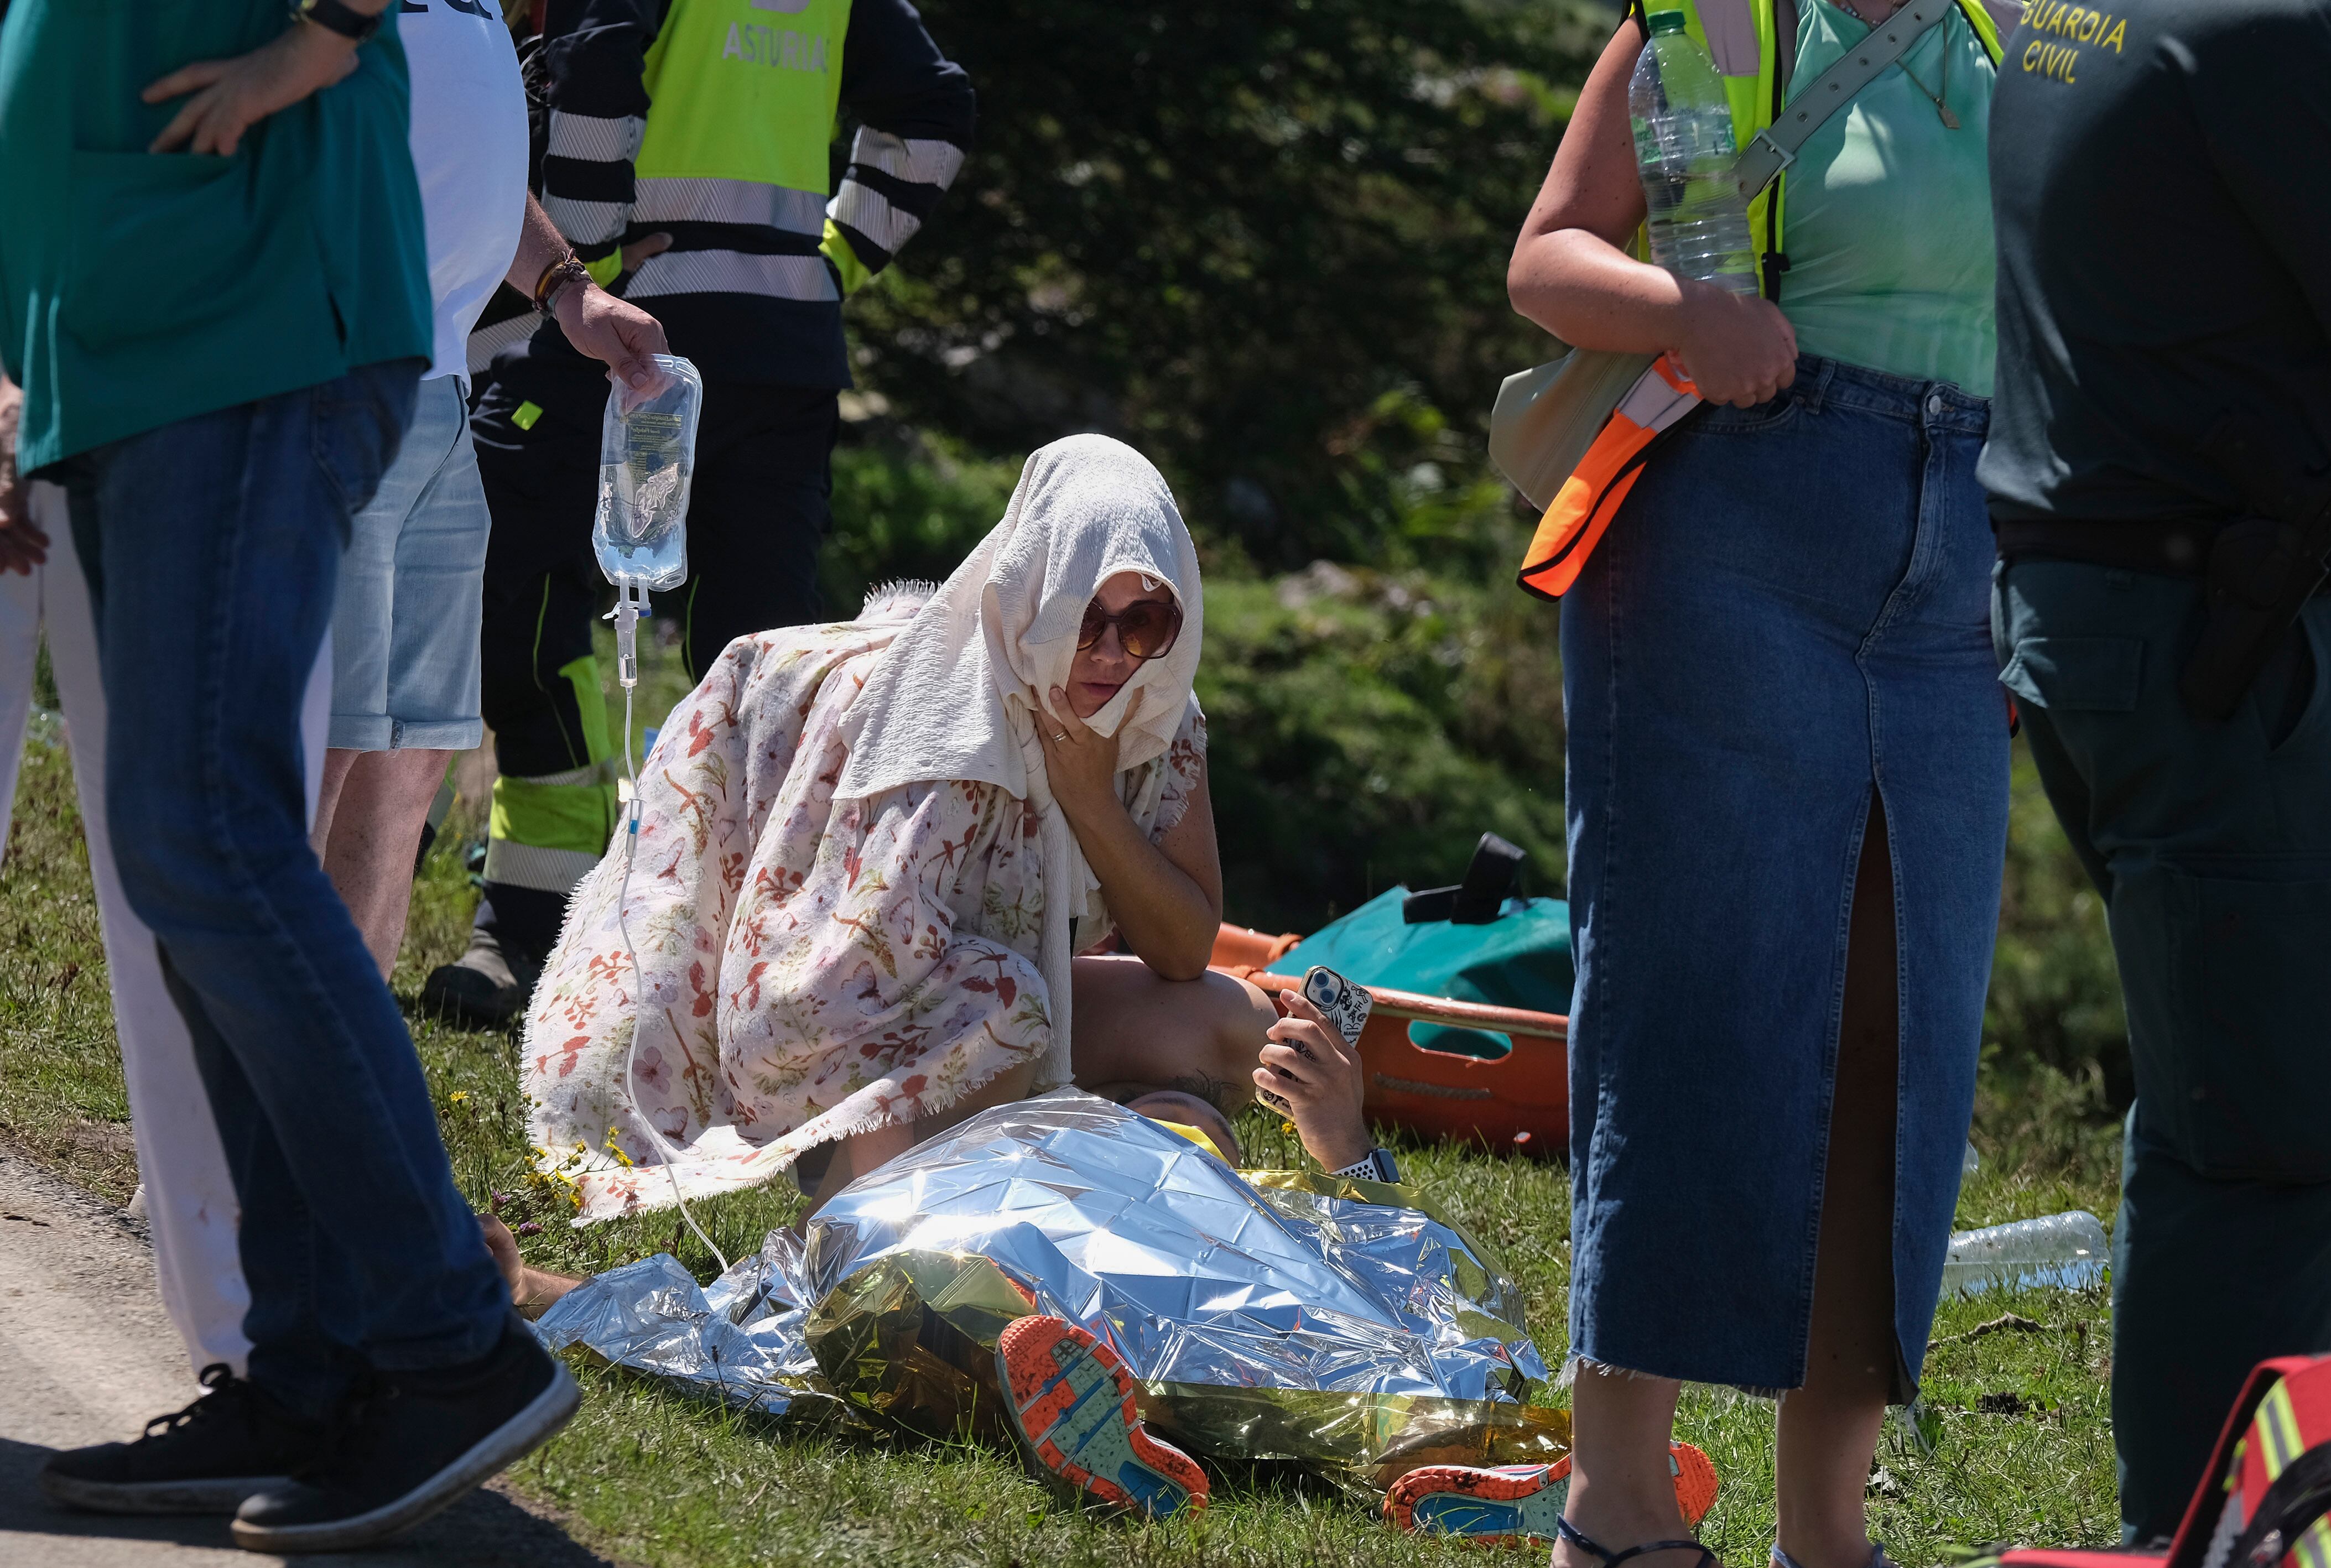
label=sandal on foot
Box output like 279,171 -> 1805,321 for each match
995,1314 -> 1208,1520
1385,1442 -> 1721,1543
1555,1517 -> 1720,1568
1774,1547 -> 1895,1568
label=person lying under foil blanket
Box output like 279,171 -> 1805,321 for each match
488,1027 -> 1717,1539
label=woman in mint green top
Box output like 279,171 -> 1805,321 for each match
1498,8 -> 2010,1568
1783,0 -> 2000,393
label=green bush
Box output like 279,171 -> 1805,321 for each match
820,434 -> 1022,614
1199,570 -> 1568,931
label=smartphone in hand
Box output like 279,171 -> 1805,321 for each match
1301,965 -> 1372,1048
1260,966 -> 1372,1112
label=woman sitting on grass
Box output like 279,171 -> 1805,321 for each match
521,435 -> 1274,1218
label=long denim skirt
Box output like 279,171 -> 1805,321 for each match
1559,355 -> 2009,1392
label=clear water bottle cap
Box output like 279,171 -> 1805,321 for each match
1648,9 -> 1689,32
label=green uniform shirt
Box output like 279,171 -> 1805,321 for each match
0,2 -> 432,470
1779,0 -> 2000,395
1981,0 -> 2331,524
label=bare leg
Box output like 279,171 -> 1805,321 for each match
1776,795 -> 1900,1568
1068,954 -> 1276,1109
481,1214 -> 583,1319
310,746 -> 360,857
317,747 -> 450,978
1555,1367 -> 1695,1568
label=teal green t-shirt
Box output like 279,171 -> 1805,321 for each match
0,2 -> 432,468
1778,0 -> 1999,396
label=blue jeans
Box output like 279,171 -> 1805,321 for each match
60,362 -> 509,1418
1995,559 -> 2331,1540
1562,356 -> 2009,1392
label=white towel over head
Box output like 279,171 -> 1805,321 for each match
835,433 -> 1205,1088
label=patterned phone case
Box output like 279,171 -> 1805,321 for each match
1302,966 -> 1373,1048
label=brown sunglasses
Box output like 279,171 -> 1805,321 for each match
1077,598 -> 1184,661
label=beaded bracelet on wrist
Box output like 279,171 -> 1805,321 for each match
534,256 -> 593,319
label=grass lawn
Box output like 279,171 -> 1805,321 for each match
2,675 -> 2127,1567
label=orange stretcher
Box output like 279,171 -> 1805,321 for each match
1209,923 -> 1571,1157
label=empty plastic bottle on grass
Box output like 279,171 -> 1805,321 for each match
1940,1211 -> 2109,1298
1630,12 -> 1757,296
594,354 -> 703,594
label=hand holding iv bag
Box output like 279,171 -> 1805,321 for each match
593,352 -> 731,1275
594,354 -> 702,592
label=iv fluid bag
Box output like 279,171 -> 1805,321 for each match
594,355 -> 702,591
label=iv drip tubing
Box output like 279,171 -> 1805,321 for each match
611,594 -> 730,1276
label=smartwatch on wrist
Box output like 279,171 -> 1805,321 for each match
1329,1148 -> 1401,1185
289,0 -> 384,44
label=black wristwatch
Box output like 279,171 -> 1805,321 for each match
289,0 -> 383,44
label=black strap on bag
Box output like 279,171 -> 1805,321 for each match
1403,834 -> 1529,926
2181,417 -> 2331,724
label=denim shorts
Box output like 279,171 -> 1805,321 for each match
1560,356 -> 2010,1393
328,374 -> 491,751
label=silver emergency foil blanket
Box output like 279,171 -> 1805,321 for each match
535,1090 -> 1569,1491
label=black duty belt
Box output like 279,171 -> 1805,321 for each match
1992,516 -> 2220,576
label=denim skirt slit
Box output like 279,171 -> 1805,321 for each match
1559,355 -> 2010,1394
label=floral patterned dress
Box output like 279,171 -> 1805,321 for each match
523,615 -> 1208,1223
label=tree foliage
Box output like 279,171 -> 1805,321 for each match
849,0 -> 1607,567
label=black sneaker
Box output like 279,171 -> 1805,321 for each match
231,1316 -> 580,1554
39,1363 -> 320,1515
421,925 -> 543,1028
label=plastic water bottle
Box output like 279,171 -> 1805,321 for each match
1630,12 -> 1757,296
594,355 -> 703,593
1939,1211 -> 2110,1298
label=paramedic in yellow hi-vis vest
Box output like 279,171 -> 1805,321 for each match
1982,0 -> 2331,1544
425,0 -> 974,1024
1496,1 -> 2021,1567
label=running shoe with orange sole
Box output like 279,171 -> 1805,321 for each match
995,1315 -> 1209,1521
1385,1442 -> 1719,1545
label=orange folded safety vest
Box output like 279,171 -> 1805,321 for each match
1515,354 -> 1701,602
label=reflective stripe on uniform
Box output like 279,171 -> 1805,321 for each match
633,175 -> 826,234
466,310 -> 538,378
481,837 -> 605,895
547,110 -> 647,165
622,249 -> 838,302
829,180 -> 920,257
543,195 -> 629,247
847,127 -> 965,189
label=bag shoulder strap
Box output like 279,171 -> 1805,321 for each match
1729,1 -> 1954,200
